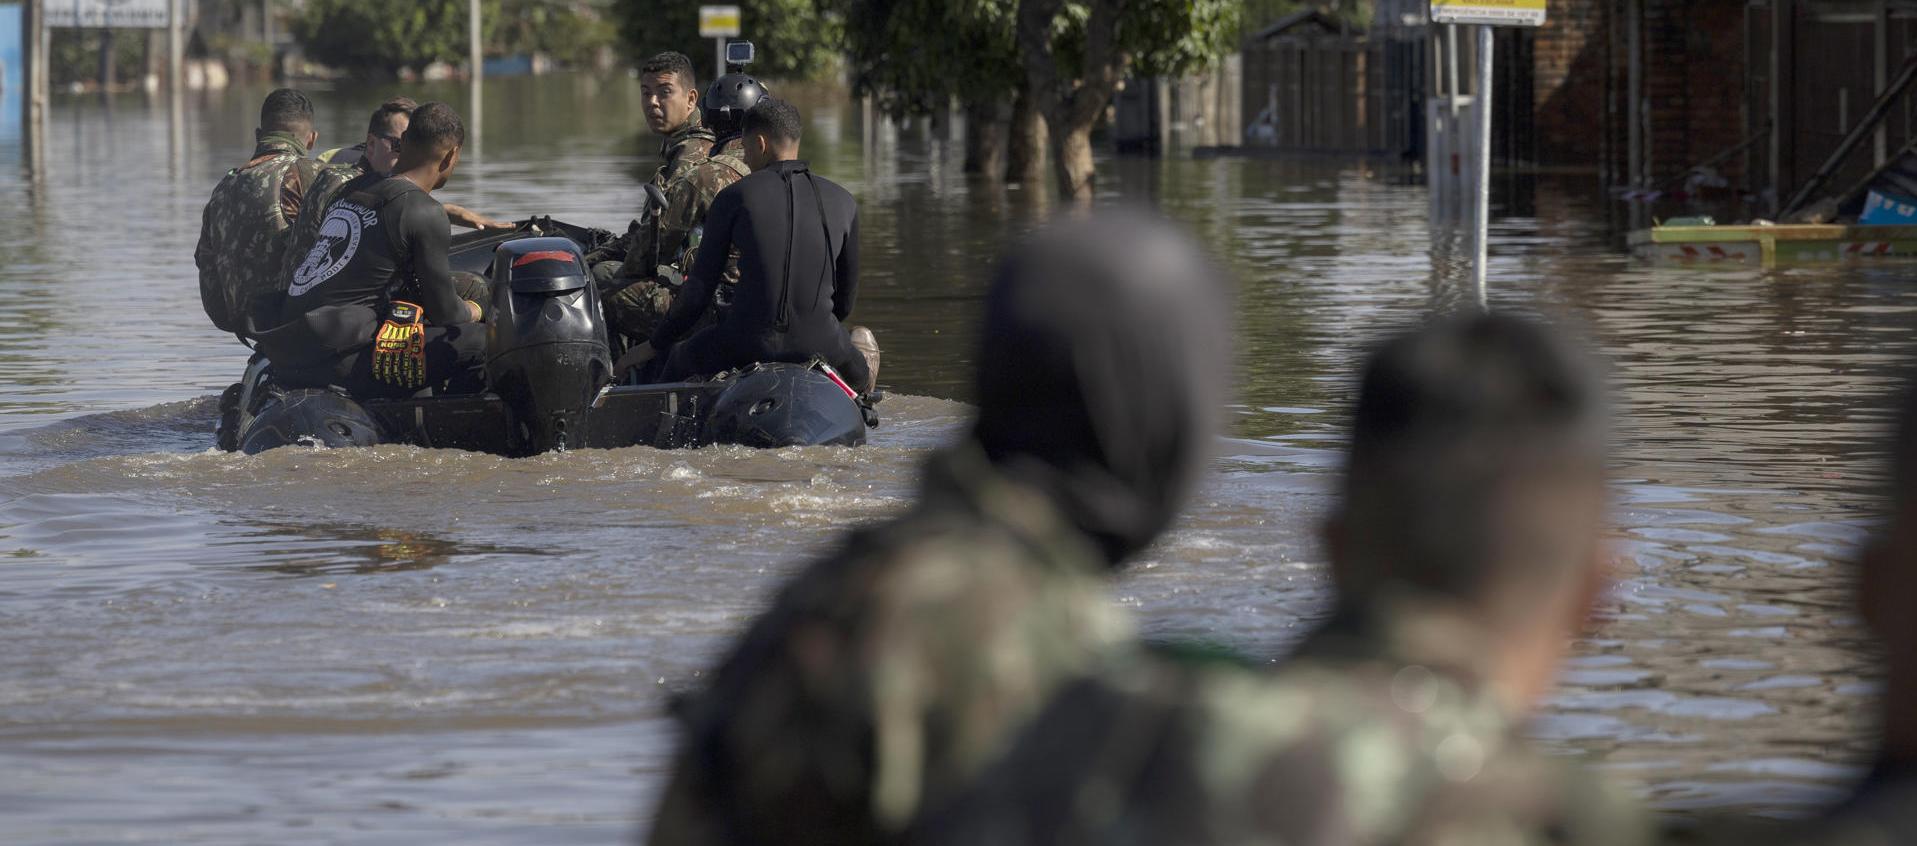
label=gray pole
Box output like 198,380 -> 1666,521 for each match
714,38 -> 724,84
167,0 -> 183,97
1471,24 -> 1494,308
28,0 -> 48,176
469,0 -> 482,156
22,0 -> 39,174
168,0 -> 183,177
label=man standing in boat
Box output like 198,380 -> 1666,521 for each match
195,88 -> 326,341
621,98 -> 871,392
255,103 -> 488,399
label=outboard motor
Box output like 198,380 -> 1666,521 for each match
703,363 -> 868,448
487,237 -> 612,454
239,389 -> 390,454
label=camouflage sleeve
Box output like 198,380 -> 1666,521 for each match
194,191 -> 220,279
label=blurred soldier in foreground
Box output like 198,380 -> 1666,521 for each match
925,313 -> 1653,846
1755,380 -> 1917,844
195,88 -> 324,341
644,210 -> 1233,845
592,59 -> 760,347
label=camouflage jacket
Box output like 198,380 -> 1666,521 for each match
601,120 -> 717,267
922,598 -> 1654,846
619,135 -> 748,282
645,444 -> 1133,846
194,131 -> 323,335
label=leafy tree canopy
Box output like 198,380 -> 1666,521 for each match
610,0 -> 842,82
293,0 -> 613,76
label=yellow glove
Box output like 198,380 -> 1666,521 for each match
372,300 -> 427,389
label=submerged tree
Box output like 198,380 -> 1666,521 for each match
294,0 -> 493,76
838,0 -> 1020,175
1017,0 -> 1240,200
294,0 -> 618,77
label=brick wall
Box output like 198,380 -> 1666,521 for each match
1532,0 -> 1611,168
1526,0 -> 1748,181
1641,0 -> 1748,184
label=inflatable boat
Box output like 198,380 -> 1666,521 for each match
217,218 -> 874,456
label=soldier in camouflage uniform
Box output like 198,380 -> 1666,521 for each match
596,66 -> 759,348
644,212 -> 1233,845
195,89 -> 324,339
924,313 -> 1655,846
587,52 -> 716,291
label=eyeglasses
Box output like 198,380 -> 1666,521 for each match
372,133 -> 402,148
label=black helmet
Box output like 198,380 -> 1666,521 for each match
703,73 -> 768,137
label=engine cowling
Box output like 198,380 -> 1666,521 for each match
486,237 -> 611,454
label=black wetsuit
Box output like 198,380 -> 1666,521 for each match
648,159 -> 868,388
257,173 -> 486,396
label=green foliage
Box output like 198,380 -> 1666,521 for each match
610,0 -> 841,81
493,0 -> 616,59
49,29 -> 150,87
837,0 -> 1019,117
294,0 -> 497,75
839,0 -> 1242,120
292,0 -> 613,75
1122,0 -> 1242,79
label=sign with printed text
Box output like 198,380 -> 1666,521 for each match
699,5 -> 742,38
46,0 -> 171,28
1430,0 -> 1546,27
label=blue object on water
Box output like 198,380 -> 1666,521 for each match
1861,190 -> 1917,225
0,3 -> 20,95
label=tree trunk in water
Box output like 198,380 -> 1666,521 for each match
1051,121 -> 1097,202
1015,0 -> 1124,201
98,29 -> 115,90
963,98 -> 1010,177
1006,88 -> 1048,184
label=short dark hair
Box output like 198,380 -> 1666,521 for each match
401,101 -> 466,155
640,51 -> 697,89
260,88 -> 315,134
1338,312 -> 1609,602
744,97 -> 802,145
367,96 -> 418,137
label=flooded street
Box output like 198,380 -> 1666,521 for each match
1,75 -> 1909,842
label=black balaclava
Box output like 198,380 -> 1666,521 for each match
971,209 -> 1234,566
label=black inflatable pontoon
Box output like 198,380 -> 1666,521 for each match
218,218 -> 873,456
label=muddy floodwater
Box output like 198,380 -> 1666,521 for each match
0,75 -> 1907,843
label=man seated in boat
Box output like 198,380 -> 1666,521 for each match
619,98 -> 872,394
253,102 -> 490,399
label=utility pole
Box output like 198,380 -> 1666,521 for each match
469,0 -> 482,155
1471,25 -> 1494,308
24,0 -> 46,176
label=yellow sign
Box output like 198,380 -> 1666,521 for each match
1430,0 -> 1546,27
700,5 -> 743,38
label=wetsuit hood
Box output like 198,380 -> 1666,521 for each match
971,209 -> 1234,566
